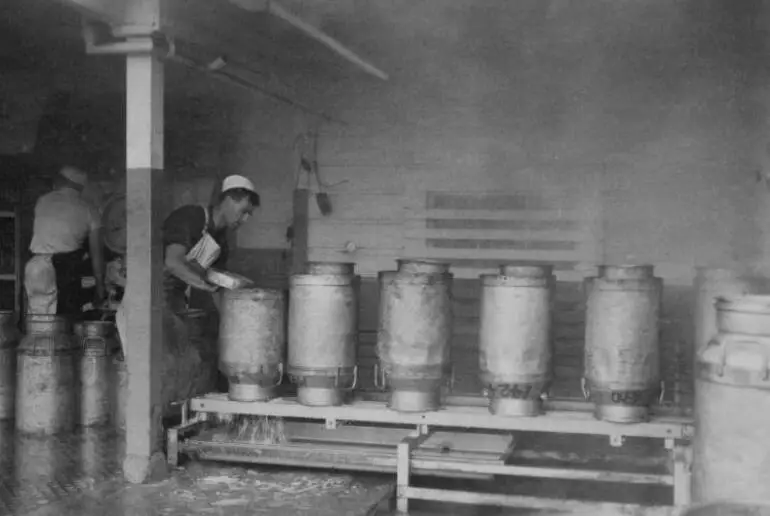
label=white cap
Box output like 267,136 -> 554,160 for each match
60,166 -> 88,186
221,174 -> 257,194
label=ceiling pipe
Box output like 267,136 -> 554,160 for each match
228,0 -> 389,81
165,41 -> 344,125
82,21 -> 343,125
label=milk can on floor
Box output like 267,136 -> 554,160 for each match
16,315 -> 77,435
288,262 -> 359,407
583,265 -> 662,423
74,320 -> 118,427
479,264 -> 554,417
376,260 -> 453,412
693,295 -> 770,504
112,351 -> 127,432
219,287 -> 286,402
0,310 -> 20,420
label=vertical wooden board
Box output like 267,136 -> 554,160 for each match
660,284 -> 694,406
358,276 -> 380,332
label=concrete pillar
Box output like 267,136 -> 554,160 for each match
122,46 -> 166,483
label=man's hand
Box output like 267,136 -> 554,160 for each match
94,283 -> 106,306
197,280 -> 219,293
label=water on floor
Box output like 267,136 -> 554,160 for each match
0,419 -> 674,516
0,422 -> 394,516
21,464 -> 394,516
0,422 -> 125,515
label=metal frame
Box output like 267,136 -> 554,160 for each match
170,394 -> 694,515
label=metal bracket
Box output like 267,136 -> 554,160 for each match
609,434 -> 625,447
325,418 -> 337,430
664,438 -> 674,450
417,424 -> 429,435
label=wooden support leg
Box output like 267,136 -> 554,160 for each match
673,440 -> 692,506
396,427 -> 432,515
167,427 -> 179,468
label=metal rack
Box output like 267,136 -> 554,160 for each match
169,393 -> 694,515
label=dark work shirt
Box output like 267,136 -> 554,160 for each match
162,205 -> 228,306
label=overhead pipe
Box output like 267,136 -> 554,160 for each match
165,41 -> 344,125
80,21 -> 344,125
228,0 -> 389,81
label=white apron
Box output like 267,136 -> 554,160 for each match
24,255 -> 57,315
116,205 -> 221,357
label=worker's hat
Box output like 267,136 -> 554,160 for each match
221,175 -> 257,195
59,166 -> 88,187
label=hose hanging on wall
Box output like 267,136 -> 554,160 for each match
292,131 -> 346,216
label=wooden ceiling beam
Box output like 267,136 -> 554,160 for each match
227,0 -> 388,81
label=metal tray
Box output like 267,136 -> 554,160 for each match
206,269 -> 254,290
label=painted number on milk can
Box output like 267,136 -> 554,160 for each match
610,390 -> 646,405
490,384 -> 533,399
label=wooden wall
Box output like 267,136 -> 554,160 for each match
305,163 -> 694,407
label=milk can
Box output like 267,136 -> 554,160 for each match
219,288 -> 286,401
693,295 -> 770,503
0,310 -> 20,420
288,262 -> 359,406
74,320 -> 118,427
583,265 -> 662,423
112,351 -> 128,432
693,268 -> 758,380
16,315 -> 77,435
376,260 -> 453,412
479,264 -> 554,417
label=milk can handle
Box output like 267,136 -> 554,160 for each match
372,363 -> 387,391
81,336 -> 106,353
339,366 -> 359,391
272,363 -> 285,387
715,339 -> 770,380
580,377 -> 590,400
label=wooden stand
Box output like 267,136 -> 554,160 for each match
169,393 -> 694,515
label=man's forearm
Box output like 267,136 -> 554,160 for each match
168,260 -> 211,290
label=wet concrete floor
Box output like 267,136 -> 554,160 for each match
0,421 -> 673,516
0,422 -> 395,516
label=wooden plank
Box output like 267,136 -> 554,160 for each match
408,247 -> 593,263
405,487 -> 677,516
282,422 -> 513,455
407,209 -> 588,222
192,394 -> 692,438
309,221 -> 404,251
308,192 -> 408,221
405,227 -> 587,243
442,264 -> 594,282
424,191 -> 583,211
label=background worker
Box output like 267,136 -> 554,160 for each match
24,166 -> 105,316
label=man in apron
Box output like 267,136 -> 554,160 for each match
24,166 -> 105,316
116,174 -> 260,407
